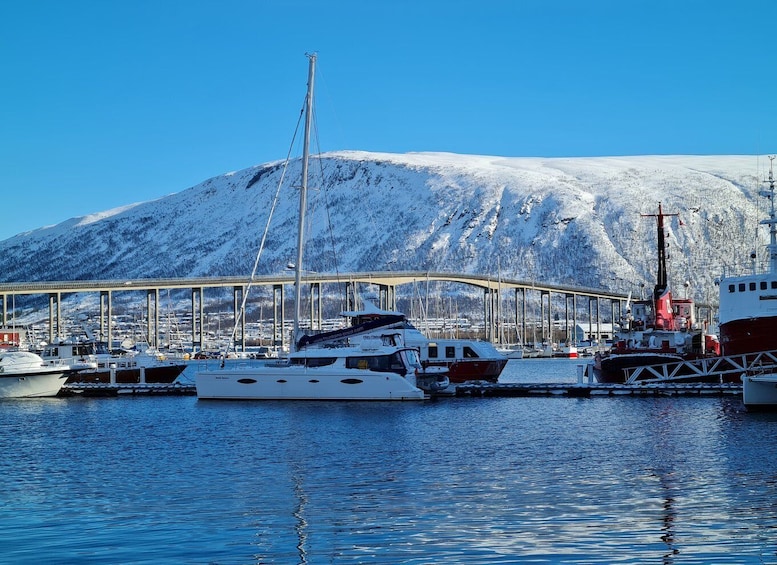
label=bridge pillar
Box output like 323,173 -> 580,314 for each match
483,288 -> 499,342
308,283 -> 322,330
146,289 -> 158,349
272,284 -> 285,348
345,282 -> 357,312
99,291 -> 112,345
48,292 -> 61,344
233,285 -> 246,351
191,287 -> 203,352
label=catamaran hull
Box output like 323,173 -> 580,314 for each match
196,366 -> 425,400
742,373 -> 777,409
0,371 -> 69,398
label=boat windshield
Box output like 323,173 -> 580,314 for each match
403,348 -> 423,370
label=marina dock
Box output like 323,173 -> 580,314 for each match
454,381 -> 742,398
59,382 -> 197,397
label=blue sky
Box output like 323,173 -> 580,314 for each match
1,0 -> 775,241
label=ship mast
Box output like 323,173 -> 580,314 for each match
642,202 -> 678,301
292,53 -> 316,352
759,155 -> 777,275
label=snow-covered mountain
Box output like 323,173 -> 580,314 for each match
1,151 -> 772,307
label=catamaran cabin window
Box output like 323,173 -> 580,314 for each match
445,346 -> 456,358
729,284 -> 735,293
346,353 -> 405,374
772,281 -> 777,289
750,282 -> 757,291
428,345 -> 438,358
739,283 -> 746,292
463,347 -> 479,358
762,281 -> 768,290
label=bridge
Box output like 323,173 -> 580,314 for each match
0,271 -> 645,351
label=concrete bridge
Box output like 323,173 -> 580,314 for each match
0,271 -> 642,350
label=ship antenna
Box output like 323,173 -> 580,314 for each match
759,155 -> 777,275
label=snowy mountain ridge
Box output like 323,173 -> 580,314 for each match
1,150 -> 772,308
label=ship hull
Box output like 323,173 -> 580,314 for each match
719,316 -> 777,356
66,363 -> 187,385
594,352 -> 686,384
424,358 -> 507,384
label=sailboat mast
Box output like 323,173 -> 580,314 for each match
760,155 -> 777,275
293,53 -> 316,351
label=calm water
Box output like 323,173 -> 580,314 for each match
3,359 -> 777,564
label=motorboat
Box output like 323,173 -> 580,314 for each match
195,54 -> 425,401
592,203 -> 719,383
0,351 -> 81,398
298,302 -> 507,384
39,340 -> 187,385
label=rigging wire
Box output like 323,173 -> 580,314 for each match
220,96 -> 308,364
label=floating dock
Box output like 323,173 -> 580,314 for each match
454,381 -> 742,398
59,382 -> 197,397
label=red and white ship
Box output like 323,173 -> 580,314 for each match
724,157 -> 777,408
719,157 -> 777,357
593,203 -> 718,383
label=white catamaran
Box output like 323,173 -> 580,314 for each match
195,54 -> 425,401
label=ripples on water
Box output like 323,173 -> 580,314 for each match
2,359 -> 777,564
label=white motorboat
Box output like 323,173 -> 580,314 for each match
195,54 -> 425,401
0,351 -> 78,398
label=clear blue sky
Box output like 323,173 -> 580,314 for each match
1,0 -> 775,241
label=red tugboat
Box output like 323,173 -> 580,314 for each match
593,203 -> 719,383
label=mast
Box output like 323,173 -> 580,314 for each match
759,155 -> 777,275
641,202 -> 678,301
292,53 -> 316,351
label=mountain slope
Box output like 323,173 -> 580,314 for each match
0,151 -> 770,306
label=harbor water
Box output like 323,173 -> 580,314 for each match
3,358 -> 777,564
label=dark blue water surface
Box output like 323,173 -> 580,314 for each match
3,359 -> 777,564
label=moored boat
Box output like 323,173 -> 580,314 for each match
592,203 -> 719,384
298,302 -> 507,384
39,340 -> 187,385
0,351 -> 81,398
195,54 -> 425,401
725,157 -> 777,408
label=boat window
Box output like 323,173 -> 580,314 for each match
750,282 -> 757,291
761,281 -> 768,290
305,357 -> 336,367
428,345 -> 438,358
739,283 -> 746,292
728,284 -> 735,293
772,281 -> 777,289
445,346 -> 456,358
463,347 -> 479,358
346,353 -> 406,375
